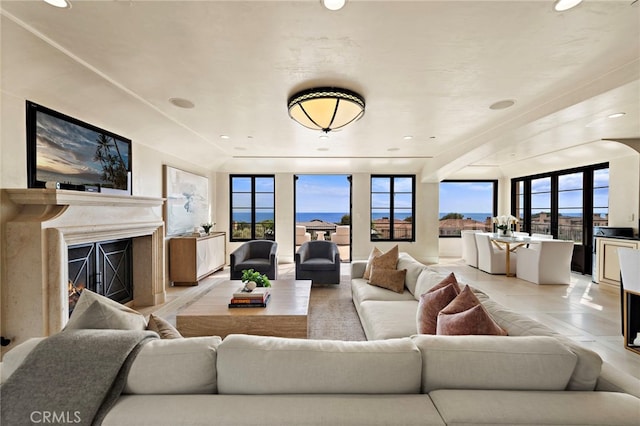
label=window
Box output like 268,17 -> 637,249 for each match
370,175 -> 415,241
512,162 -> 608,244
230,175 -> 275,241
438,180 -> 497,237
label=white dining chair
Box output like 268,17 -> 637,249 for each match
516,240 -> 574,284
531,233 -> 553,240
461,230 -> 481,268
475,233 -> 516,275
513,231 -> 529,237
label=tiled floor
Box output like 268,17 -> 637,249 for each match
143,257 -> 640,380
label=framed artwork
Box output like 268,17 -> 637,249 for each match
163,165 -> 209,236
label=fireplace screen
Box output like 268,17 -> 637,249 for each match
68,238 -> 133,315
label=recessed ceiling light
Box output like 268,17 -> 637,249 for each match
318,147 -> 330,151
387,148 -> 400,152
429,136 -> 436,139
607,112 -> 626,119
553,0 -> 583,12
169,97 -> 195,109
489,99 -> 516,110
234,147 -> 246,151
403,135 -> 413,140
322,0 -> 346,11
220,135 -> 230,140
43,0 -> 71,8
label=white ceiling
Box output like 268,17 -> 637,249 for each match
1,0 -> 639,180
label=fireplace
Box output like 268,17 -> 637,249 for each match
3,189 -> 166,347
68,238 -> 134,314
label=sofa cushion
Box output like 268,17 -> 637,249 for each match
64,289 -> 147,331
352,278 -> 415,305
124,336 -> 221,394
217,334 -> 422,394
368,267 -> 407,293
103,394 -> 447,426
397,253 -> 427,295
436,286 -> 507,336
416,284 -> 459,334
412,335 -> 578,393
429,390 -> 640,426
413,269 -> 449,300
478,296 -> 603,390
358,300 -> 419,340
299,257 -> 336,271
146,314 -> 183,339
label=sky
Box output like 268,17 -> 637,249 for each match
295,175 -> 350,213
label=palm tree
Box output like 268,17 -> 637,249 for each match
94,134 -> 128,189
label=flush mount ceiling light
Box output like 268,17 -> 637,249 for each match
322,0 -> 346,11
288,87 -> 365,133
43,0 -> 71,8
489,99 -> 516,110
553,0 -> 583,12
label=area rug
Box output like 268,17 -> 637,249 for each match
153,263 -> 366,341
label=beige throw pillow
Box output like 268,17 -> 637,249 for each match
368,267 -> 407,293
64,289 -> 147,331
363,247 -> 383,280
147,314 -> 183,339
436,286 -> 507,336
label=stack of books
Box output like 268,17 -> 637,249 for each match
228,286 -> 271,308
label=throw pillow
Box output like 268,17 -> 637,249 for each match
368,267 -> 407,293
427,272 -> 460,294
64,289 -> 147,331
416,283 -> 460,334
436,286 -> 507,336
147,314 -> 183,339
363,247 -> 382,280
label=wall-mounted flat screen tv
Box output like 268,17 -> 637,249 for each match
26,100 -> 132,195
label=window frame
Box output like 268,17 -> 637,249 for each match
438,179 -> 498,238
229,174 -> 276,242
370,175 -> 416,242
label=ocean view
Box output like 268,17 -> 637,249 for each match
232,212 -> 494,224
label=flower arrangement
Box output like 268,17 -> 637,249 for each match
240,269 -> 271,287
201,222 -> 215,234
493,215 -> 518,235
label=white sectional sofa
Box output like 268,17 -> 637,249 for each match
3,332 -> 639,425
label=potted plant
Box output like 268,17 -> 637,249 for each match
201,222 -> 215,234
240,269 -> 271,287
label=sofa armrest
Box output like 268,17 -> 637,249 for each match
595,362 -> 640,398
351,261 -> 367,279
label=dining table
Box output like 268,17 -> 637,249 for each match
489,234 -> 536,277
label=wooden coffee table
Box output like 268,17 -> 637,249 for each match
176,279 -> 312,338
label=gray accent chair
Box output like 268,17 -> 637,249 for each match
230,240 -> 278,280
295,240 -> 341,284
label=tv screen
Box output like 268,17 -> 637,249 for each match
26,101 -> 132,194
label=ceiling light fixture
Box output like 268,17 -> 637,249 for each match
607,112 -> 626,119
43,0 -> 71,8
169,97 -> 195,109
288,87 -> 365,133
322,0 -> 346,11
553,0 -> 583,12
489,99 -> 516,110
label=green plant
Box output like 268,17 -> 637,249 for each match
240,269 -> 271,287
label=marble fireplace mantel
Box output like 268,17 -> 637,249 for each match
3,189 -> 166,348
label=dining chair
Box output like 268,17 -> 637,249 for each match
461,230 -> 481,268
516,240 -> 574,284
475,233 -> 516,275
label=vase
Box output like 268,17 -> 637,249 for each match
502,229 -> 512,237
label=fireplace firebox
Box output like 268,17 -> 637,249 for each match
68,238 -> 134,314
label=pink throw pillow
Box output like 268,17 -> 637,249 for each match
436,286 -> 507,336
417,283 -> 459,334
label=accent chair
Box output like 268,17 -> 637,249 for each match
230,240 -> 278,280
295,240 -> 341,284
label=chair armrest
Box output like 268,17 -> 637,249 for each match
230,244 -> 249,264
296,243 -> 310,262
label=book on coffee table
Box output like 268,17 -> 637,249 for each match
229,294 -> 271,308
233,286 -> 269,299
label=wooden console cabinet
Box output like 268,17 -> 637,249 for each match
169,232 -> 226,285
596,237 -> 640,293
